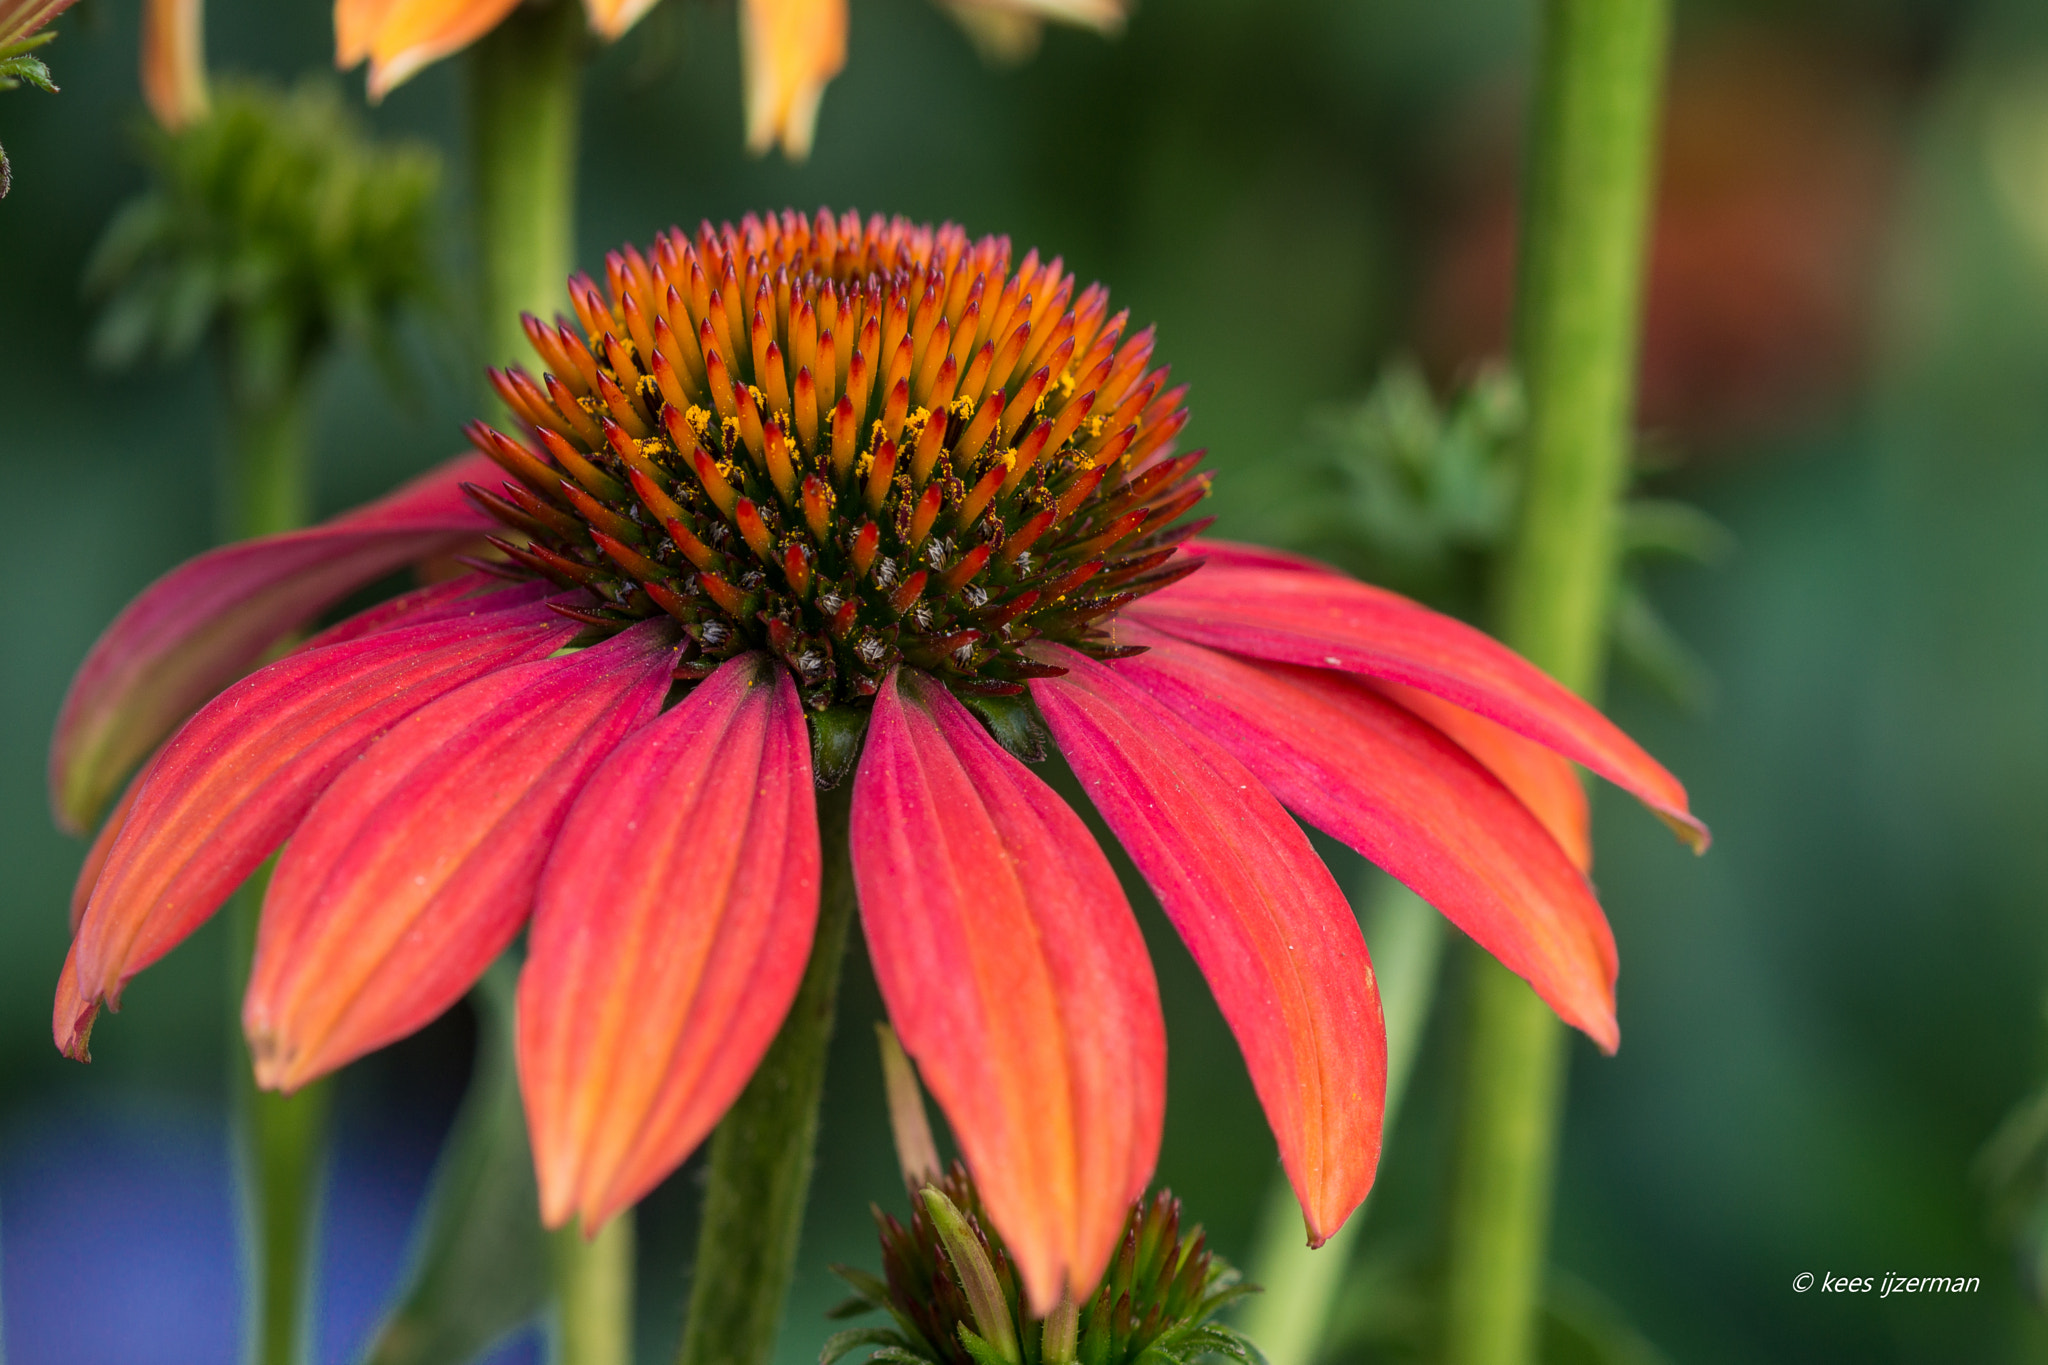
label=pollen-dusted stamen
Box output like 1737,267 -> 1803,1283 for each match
465,210 -> 1209,710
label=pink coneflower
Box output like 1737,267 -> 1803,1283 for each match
52,210 -> 1705,1312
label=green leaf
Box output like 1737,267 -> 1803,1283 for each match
822,1327 -> 913,1365
1611,580 -> 1716,716
956,689 -> 1051,764
868,1347 -> 942,1365
358,960 -> 548,1365
1620,499 -> 1735,565
829,1263 -> 896,1306
0,48 -> 54,92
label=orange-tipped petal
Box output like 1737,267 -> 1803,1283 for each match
71,748 -> 158,934
49,451 -> 496,835
54,944 -> 97,1062
140,0 -> 208,130
349,0 -> 523,99
67,589 -> 572,1031
1374,679 -> 1592,873
739,0 -> 846,160
0,0 -> 81,48
1032,646 -> 1386,1247
853,669 -> 1165,1313
520,654 -> 819,1232
244,620 -> 678,1092
581,0 -> 659,40
334,0 -> 401,66
1115,628 -> 1617,1052
1129,560 -> 1710,852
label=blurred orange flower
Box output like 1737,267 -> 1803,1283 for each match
336,0 -> 1125,158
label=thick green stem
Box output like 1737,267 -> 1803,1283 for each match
468,0 -> 583,369
1238,879 -> 1447,1365
1442,4 -> 1669,1365
230,868 -> 332,1365
220,366 -> 325,1365
551,1220 -> 635,1365
222,377 -> 311,542
677,785 -> 858,1365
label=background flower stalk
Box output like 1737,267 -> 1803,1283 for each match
1443,2 -> 1675,1363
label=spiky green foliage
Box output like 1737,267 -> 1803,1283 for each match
0,0 -> 81,197
84,78 -> 441,407
1255,362 -> 1729,712
824,1166 -> 1263,1365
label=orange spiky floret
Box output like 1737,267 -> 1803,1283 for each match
464,209 -> 1208,709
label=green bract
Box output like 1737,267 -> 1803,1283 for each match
825,1166 -> 1264,1365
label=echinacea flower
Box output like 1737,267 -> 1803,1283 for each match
54,210 -> 1706,1313
334,0 -> 1124,157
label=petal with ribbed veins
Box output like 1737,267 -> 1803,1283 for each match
853,669 -> 1164,1313
1030,645 -> 1384,1246
520,653 -> 819,1232
292,571 -> 517,654
50,452 -> 498,834
71,748 -> 158,934
244,619 -> 678,1091
66,589 -> 572,1039
1128,564 -> 1708,850
1371,679 -> 1591,873
1113,627 -> 1616,1051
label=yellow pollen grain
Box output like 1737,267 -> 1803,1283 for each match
637,375 -> 660,398
721,416 -> 742,448
637,437 -> 671,456
948,396 -> 975,419
855,449 -> 876,477
686,406 -> 712,436
577,396 -> 604,414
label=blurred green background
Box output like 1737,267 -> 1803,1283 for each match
7,0 -> 2048,1360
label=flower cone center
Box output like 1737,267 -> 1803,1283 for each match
467,209 -> 1208,709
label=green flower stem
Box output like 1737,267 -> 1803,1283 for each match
468,0 -> 583,370
1443,4 -> 1670,1365
677,785 -> 858,1365
229,865 -> 331,1365
1237,879 -> 1447,1365
219,359 -> 325,1365
551,1220 -> 636,1365
223,377 -> 312,542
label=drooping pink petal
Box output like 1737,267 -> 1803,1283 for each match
1183,537 -> 1345,577
1030,645 -> 1384,1246
291,571 -> 515,654
66,589 -> 572,1037
244,619 -> 678,1092
1127,564 -> 1709,850
70,748 -> 158,934
50,452 -> 499,834
1113,626 -> 1617,1051
852,669 -> 1165,1312
520,654 -> 819,1233
1371,679 -> 1592,873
